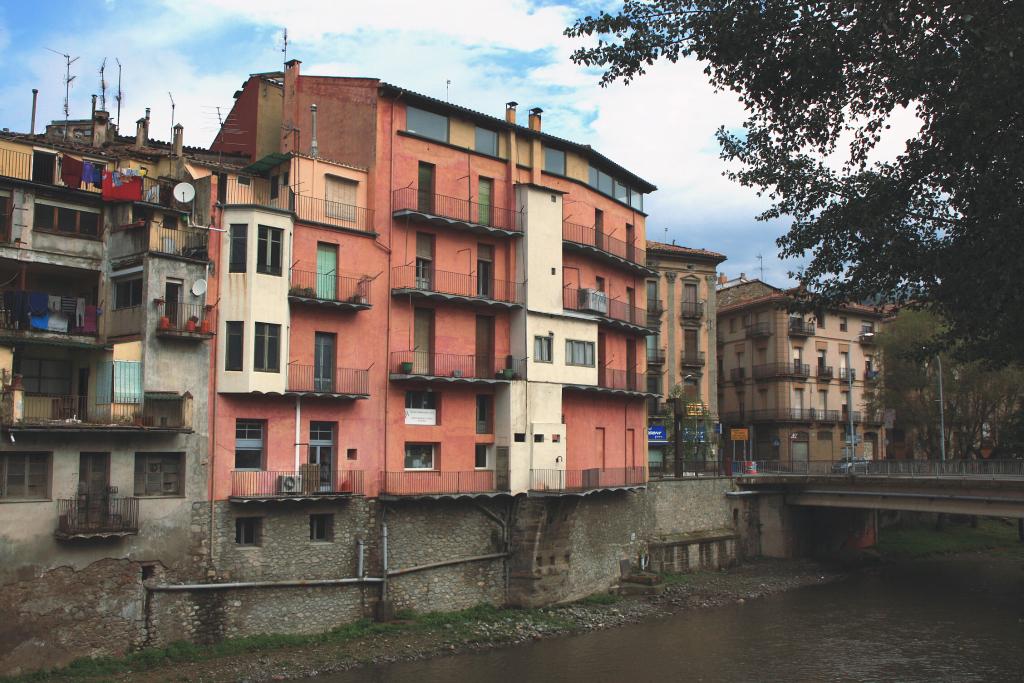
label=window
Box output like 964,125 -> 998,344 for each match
476,394 -> 492,434
534,335 -> 553,363
235,420 -> 265,469
477,179 -> 493,227
474,127 -> 498,156
18,358 -> 71,394
325,176 -> 358,221
474,444 -> 489,469
347,448 -> 358,461
113,278 -> 143,309
543,147 -> 566,175
0,453 -> 49,499
309,514 -> 334,542
229,224 -> 247,272
406,106 -> 449,142
514,433 -> 526,442
614,180 -> 628,203
269,173 -> 279,200
839,317 -> 848,332
253,322 -> 280,372
34,202 -> 100,237
235,517 -> 262,546
534,433 -> 544,443
225,321 -> 243,371
134,453 -> 183,496
32,151 -> 56,184
256,225 -> 283,276
417,162 -> 435,212
405,390 -> 437,425
565,339 -> 595,367
729,317 -> 736,333
404,443 -> 435,470
415,233 -> 434,289
477,243 -> 494,296
817,313 -> 826,329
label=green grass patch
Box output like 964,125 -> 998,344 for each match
573,592 -> 621,606
659,571 -> 698,586
875,519 -> 1024,559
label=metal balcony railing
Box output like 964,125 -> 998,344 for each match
752,362 -> 811,380
0,290 -> 99,336
788,319 -> 816,336
293,194 -> 374,233
859,331 -> 877,344
392,265 -> 524,305
646,347 -> 666,364
56,497 -> 139,538
0,148 -> 101,193
529,467 -> 646,493
231,469 -> 365,498
561,221 -> 647,268
289,269 -> 371,306
745,322 -> 772,338
730,367 -> 747,382
155,301 -> 216,336
392,187 -> 523,233
647,298 -> 665,316
597,367 -> 645,392
286,364 -> 369,396
839,367 -> 856,381
562,287 -> 650,329
220,176 -> 295,211
6,392 -> 189,429
680,351 -> 706,367
680,300 -> 704,319
816,365 -> 834,380
380,470 -> 497,496
390,351 -> 525,380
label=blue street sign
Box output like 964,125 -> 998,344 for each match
648,425 -> 668,442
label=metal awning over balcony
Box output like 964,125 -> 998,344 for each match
391,265 -> 524,310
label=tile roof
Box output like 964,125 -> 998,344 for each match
645,239 -> 727,262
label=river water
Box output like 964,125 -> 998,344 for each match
314,556 -> 1024,683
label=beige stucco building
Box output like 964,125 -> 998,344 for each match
715,275 -> 885,465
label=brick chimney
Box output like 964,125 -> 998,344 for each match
173,123 -> 184,157
92,110 -> 110,148
505,101 -> 518,125
135,117 -> 147,148
528,107 -> 543,132
718,273 -> 728,285
144,107 -> 151,140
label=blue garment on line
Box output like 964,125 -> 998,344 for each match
30,313 -> 49,330
28,292 -> 48,316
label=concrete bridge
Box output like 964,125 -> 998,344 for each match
727,459 -> 1024,558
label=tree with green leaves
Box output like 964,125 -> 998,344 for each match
567,2 -> 1024,365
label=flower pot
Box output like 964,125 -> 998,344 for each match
185,318 -> 198,332
501,368 -> 514,380
199,318 -> 211,334
399,361 -> 414,374
158,316 -> 171,330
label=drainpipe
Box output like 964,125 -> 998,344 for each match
294,396 -> 302,472
310,104 -> 319,158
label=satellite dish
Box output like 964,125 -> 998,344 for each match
173,182 -> 196,204
191,279 -> 208,297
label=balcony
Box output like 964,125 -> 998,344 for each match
753,361 -> 810,381
389,351 -> 524,384
293,193 -> 374,234
738,408 -> 842,423
219,176 -> 294,212
289,269 -> 372,311
391,266 -> 524,309
680,300 -> 704,320
109,222 -> 210,263
155,301 -> 216,341
562,221 -> 651,276
0,147 -> 101,195
745,322 -> 772,338
2,390 -> 191,432
788,319 -> 816,336
730,367 -> 747,383
864,369 -> 881,382
680,351 -> 706,368
528,467 -> 647,495
0,290 -> 101,344
565,367 -> 651,398
230,469 -> 365,502
647,398 -> 670,416
646,346 -> 666,365
392,188 -> 523,237
105,305 -> 144,338
55,497 -> 139,540
286,364 -> 370,399
816,365 -> 834,381
859,330 -> 877,345
562,287 -> 653,335
647,298 -> 665,316
379,470 -> 500,498
839,367 -> 856,382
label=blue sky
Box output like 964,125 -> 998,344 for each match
0,0 -> 799,284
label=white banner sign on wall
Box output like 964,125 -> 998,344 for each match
405,408 -> 437,426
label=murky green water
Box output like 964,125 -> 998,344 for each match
315,556 -> 1024,682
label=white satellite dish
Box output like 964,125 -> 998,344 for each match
191,279 -> 208,297
173,182 -> 196,204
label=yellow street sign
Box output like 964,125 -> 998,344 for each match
730,428 -> 749,441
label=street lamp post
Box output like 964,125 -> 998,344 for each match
847,366 -> 856,461
936,355 -> 946,462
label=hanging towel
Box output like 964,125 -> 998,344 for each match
28,292 -> 48,316
86,163 -> 103,187
61,296 -> 77,319
47,295 -> 62,314
102,171 -> 142,201
60,155 -> 84,189
30,312 -> 49,330
82,161 -> 95,187
47,314 -> 68,333
75,297 -> 86,328
82,305 -> 98,334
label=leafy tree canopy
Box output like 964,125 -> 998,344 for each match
567,1 -> 1024,365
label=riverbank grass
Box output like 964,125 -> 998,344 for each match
876,519 -> 1023,559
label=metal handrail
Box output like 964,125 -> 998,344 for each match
597,367 -> 644,392
231,469 -> 365,497
392,187 -> 523,232
286,364 -> 369,395
745,322 -> 772,337
293,194 -> 374,233
289,269 -> 371,305
390,351 -> 525,380
380,470 -> 497,495
56,497 -> 139,535
391,265 -> 524,304
561,220 -> 646,267
731,459 -> 1024,479
529,467 -> 647,492
752,362 -> 810,379
680,300 -> 704,319
562,286 -> 649,328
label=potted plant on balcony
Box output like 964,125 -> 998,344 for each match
500,367 -> 515,380
185,315 -> 199,332
399,361 -> 414,374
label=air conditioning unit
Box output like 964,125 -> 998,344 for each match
578,288 -> 608,315
277,474 -> 303,494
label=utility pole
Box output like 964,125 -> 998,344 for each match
937,354 -> 946,462
847,366 -> 856,460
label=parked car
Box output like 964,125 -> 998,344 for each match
832,457 -> 871,474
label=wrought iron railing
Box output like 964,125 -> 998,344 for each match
56,497 -> 139,536
839,367 -> 856,381
646,347 -> 666,364
680,300 -> 704,319
562,287 -> 649,328
391,265 -> 524,305
231,469 -> 365,498
816,365 -> 834,380
730,367 -> 747,382
286,364 -> 369,395
597,367 -> 644,392
561,220 -> 646,268
745,322 -> 772,337
380,470 -> 497,495
680,351 -> 706,367
753,362 -> 810,380
788,319 -> 816,336
293,194 -> 374,234
647,298 -> 665,316
289,269 -> 371,306
220,176 -> 295,211
392,187 -> 523,232
0,290 -> 98,336
149,225 -> 209,260
529,467 -> 647,492
390,351 -> 525,380
156,301 -> 215,335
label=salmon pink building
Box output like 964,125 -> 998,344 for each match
206,60 -> 658,519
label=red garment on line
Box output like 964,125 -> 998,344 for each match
101,171 -> 143,201
60,155 -> 84,189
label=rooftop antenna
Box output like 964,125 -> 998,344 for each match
446,79 -> 451,103
115,58 -> 123,129
98,58 -> 107,111
281,28 -> 288,64
46,47 -> 80,140
168,91 -> 176,138
756,253 -> 765,281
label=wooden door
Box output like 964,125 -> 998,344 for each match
475,315 -> 494,378
78,452 -> 110,529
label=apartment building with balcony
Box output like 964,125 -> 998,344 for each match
0,111 -> 223,582
199,61 -> 656,569
715,274 -> 885,465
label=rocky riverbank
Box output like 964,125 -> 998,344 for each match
11,559 -> 843,683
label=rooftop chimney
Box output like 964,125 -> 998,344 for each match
135,117 -> 146,148
143,107 -> 151,140
310,104 -> 319,158
173,123 -> 184,157
505,101 -> 518,125
30,89 -> 38,135
91,95 -> 97,119
92,110 -> 110,148
528,107 -> 543,132
718,273 -> 728,285
739,272 -> 746,280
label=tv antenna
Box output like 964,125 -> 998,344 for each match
168,91 -> 176,138
756,253 -> 765,281
446,79 -> 451,103
115,58 -> 123,129
98,58 -> 107,111
281,28 -> 288,63
46,47 -> 80,140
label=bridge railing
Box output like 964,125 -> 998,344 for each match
730,459 -> 1024,479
